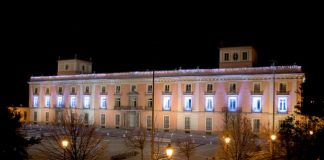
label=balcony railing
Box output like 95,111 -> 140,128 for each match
183,91 -> 193,95
277,90 -> 289,95
227,90 -> 238,95
162,91 -> 172,95
204,91 -> 215,95
100,91 -> 108,95
251,90 -> 263,95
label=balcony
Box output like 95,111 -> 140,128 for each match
162,91 -> 172,95
100,91 -> 108,95
204,91 -> 215,95
70,91 -> 77,95
183,91 -> 193,95
83,92 -> 91,95
251,90 -> 263,95
227,90 -> 238,95
145,91 -> 153,95
277,90 -> 289,95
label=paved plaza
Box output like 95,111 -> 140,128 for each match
25,124 -> 219,160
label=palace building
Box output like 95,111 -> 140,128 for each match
28,46 -> 304,134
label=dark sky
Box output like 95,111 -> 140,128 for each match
2,5 -> 323,107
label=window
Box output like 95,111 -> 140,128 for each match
147,85 -> 153,93
205,96 -> 214,111
163,96 -> 171,111
253,119 -> 260,133
83,96 -> 90,108
233,53 -> 238,61
34,111 -> 37,122
224,53 -> 229,61
253,83 -> 261,93
65,64 -> 69,70
185,117 -> 190,130
228,96 -> 237,111
34,88 -> 38,94
33,96 -> 39,107
58,87 -> 63,95
242,52 -> 248,60
278,97 -> 288,113
101,114 -> 105,127
207,84 -> 213,93
45,96 -> 50,108
164,116 -> 169,129
115,114 -> 120,126
57,96 -> 63,107
229,83 -> 236,93
101,86 -> 106,93
85,86 -> 90,94
82,65 -> 85,71
147,116 -> 152,129
131,85 -> 136,92
70,96 -> 76,108
23,111 -> 27,121
84,113 -> 89,124
71,87 -> 76,94
164,84 -> 170,92
45,88 -> 50,95
185,84 -> 191,93
46,112 -> 49,122
115,85 -> 121,94
252,96 -> 262,112
57,111 -> 62,123
206,118 -> 212,131
147,98 -> 153,108
115,97 -> 121,107
130,97 -> 137,107
279,83 -> 287,93
100,96 -> 107,108
184,96 -> 192,111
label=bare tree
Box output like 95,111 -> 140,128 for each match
34,110 -> 106,160
123,126 -> 147,160
220,111 -> 259,160
175,135 -> 199,160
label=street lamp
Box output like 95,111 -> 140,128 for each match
166,143 -> 173,159
62,139 -> 69,160
309,130 -> 314,135
224,136 -> 230,153
270,134 -> 276,159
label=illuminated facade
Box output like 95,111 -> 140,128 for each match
28,46 -> 304,133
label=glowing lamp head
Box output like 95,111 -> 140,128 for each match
309,130 -> 313,135
225,137 -> 231,144
271,134 -> 276,141
62,140 -> 69,148
166,143 -> 173,157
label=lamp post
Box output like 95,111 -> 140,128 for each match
62,140 -> 69,160
224,137 -> 230,153
270,134 -> 276,159
165,143 -> 173,159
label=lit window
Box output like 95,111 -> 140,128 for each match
100,96 -> 107,108
228,96 -> 237,111
184,96 -> 192,111
83,96 -> 90,108
57,96 -> 63,107
70,96 -> 76,108
205,96 -> 214,111
278,97 -> 288,113
45,96 -> 50,108
163,96 -> 171,111
33,96 -> 39,107
252,96 -> 262,112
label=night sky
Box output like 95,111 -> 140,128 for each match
2,5 -> 323,107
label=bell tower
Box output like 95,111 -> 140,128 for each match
219,46 -> 257,68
